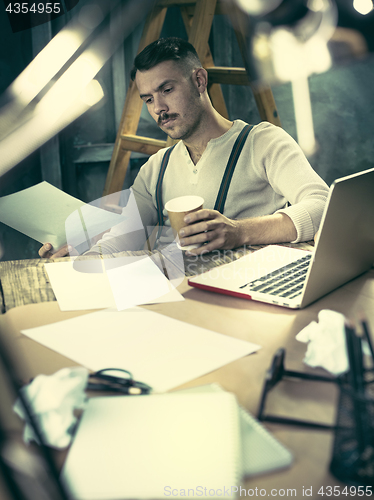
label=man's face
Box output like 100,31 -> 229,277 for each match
135,60 -> 204,141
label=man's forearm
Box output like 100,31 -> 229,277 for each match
236,213 -> 297,246
179,210 -> 299,254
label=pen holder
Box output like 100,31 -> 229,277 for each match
330,371 -> 374,485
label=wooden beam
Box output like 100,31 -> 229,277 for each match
120,134 -> 167,155
188,0 -> 217,62
103,4 -> 168,196
222,0 -> 282,126
180,4 -> 229,118
252,86 -> 282,125
157,0 -> 226,11
206,67 -> 250,85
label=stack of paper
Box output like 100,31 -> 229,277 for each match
61,387 -> 293,499
45,254 -> 184,311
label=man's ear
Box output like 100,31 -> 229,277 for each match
193,68 -> 208,94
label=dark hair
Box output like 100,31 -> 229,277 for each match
130,37 -> 202,81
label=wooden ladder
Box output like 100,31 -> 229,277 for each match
103,0 -> 281,200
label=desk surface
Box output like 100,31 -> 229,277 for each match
0,242 -> 314,312
1,245 -> 374,499
2,268 -> 374,498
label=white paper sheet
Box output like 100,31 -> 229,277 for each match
21,308 -> 261,392
61,393 -> 242,500
0,182 -> 126,249
45,260 -> 115,311
44,255 -> 184,311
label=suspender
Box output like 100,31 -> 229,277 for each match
214,124 -> 253,212
155,143 -> 177,229
155,124 -> 253,226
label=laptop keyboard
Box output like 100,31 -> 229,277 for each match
240,253 -> 312,300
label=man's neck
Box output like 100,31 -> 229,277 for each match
183,113 -> 233,165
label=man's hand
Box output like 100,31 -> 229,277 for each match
178,210 -> 298,254
38,243 -> 76,259
178,209 -> 241,254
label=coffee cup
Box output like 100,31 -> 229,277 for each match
165,195 -> 204,250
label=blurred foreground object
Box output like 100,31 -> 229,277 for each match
232,0 -> 374,155
0,0 -> 153,179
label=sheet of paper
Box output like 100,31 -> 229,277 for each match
45,260 -> 115,311
21,308 -> 261,392
103,254 -> 177,310
44,255 -> 184,311
0,182 -> 126,249
61,393 -> 241,500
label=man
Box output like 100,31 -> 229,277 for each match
40,37 -> 329,259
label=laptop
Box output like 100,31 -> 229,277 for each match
188,167 -> 374,309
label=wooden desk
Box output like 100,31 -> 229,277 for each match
1,262 -> 374,499
0,242 -> 314,312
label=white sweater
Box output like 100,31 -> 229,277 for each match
92,120 -> 329,253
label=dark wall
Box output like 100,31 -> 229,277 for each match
0,7 -> 41,260
211,13 -> 374,185
307,58 -> 374,184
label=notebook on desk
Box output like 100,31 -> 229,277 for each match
61,388 -> 293,500
174,383 -> 293,477
189,167 -> 374,309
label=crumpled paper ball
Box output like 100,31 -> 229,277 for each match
13,366 -> 89,449
296,309 -> 348,375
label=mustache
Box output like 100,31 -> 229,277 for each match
158,113 -> 178,126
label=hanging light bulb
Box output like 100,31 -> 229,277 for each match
234,0 -> 283,16
353,0 -> 374,15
